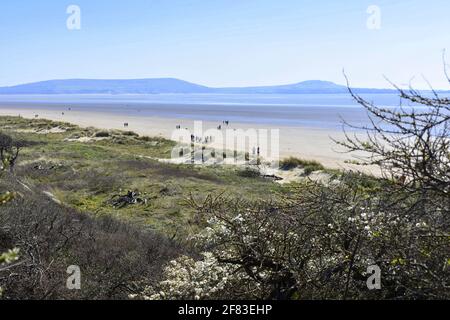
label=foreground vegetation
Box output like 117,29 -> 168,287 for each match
0,79 -> 449,300
0,116 -> 291,299
0,117 -> 285,236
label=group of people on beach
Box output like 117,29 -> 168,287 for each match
175,121 -> 262,157
217,120 -> 230,130
190,134 -> 213,144
175,120 -> 231,132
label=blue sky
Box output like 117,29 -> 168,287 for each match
1,0 -> 450,88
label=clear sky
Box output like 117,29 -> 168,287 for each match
1,0 -> 450,88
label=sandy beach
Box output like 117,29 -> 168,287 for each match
0,105 -> 374,173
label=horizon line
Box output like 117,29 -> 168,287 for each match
3,77 -> 448,91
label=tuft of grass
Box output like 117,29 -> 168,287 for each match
122,131 -> 139,137
94,131 -> 110,138
280,157 -> 324,174
237,167 -> 260,178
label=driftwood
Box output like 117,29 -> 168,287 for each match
110,190 -> 147,208
34,164 -> 56,171
262,174 -> 283,181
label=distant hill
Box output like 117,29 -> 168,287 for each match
0,78 -> 211,94
0,78 -> 397,95
216,80 -> 353,94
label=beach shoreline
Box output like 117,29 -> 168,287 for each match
0,105 -> 374,173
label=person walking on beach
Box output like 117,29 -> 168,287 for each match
202,146 -> 206,163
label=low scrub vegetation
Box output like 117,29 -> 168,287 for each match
0,177 -> 183,299
237,167 -> 261,178
280,157 -> 325,174
144,171 -> 448,300
94,131 -> 110,138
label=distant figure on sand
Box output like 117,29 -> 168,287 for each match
124,123 -> 129,128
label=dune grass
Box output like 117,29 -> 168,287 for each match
280,156 -> 325,174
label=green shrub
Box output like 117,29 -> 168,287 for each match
94,131 -> 110,138
237,167 -> 260,178
0,179 -> 185,300
280,157 -> 324,173
122,131 -> 139,137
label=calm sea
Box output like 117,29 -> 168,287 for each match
0,93 -> 430,130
